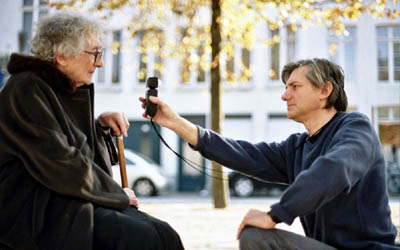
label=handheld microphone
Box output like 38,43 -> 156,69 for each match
145,77 -> 160,117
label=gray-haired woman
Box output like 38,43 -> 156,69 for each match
0,12 -> 184,250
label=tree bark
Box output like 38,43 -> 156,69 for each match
210,0 -> 229,209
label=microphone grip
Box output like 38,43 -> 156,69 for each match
145,88 -> 158,117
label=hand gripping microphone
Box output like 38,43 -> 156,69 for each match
145,76 -> 228,181
145,77 -> 160,118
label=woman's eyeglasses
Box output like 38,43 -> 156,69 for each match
84,49 -> 103,64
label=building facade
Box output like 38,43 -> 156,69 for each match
1,0 -> 399,192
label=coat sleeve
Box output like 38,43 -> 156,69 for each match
270,114 -> 380,224
191,126 -> 290,184
2,77 -> 129,210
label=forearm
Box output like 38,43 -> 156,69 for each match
192,127 -> 289,183
169,116 -> 199,146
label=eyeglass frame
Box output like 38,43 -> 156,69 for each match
83,49 -> 104,64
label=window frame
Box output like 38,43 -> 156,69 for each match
222,45 -> 252,85
266,25 -> 298,85
376,25 -> 400,83
328,26 -> 357,83
136,29 -> 165,85
178,26 -> 210,86
21,0 -> 48,54
95,29 -> 123,90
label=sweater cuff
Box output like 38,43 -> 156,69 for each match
188,125 -> 205,151
267,210 -> 282,224
270,203 -> 297,225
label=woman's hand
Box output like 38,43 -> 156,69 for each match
97,112 -> 129,137
123,188 -> 139,208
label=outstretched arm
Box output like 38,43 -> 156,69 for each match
139,96 -> 289,184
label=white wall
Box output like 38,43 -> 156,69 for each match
0,1 -> 20,54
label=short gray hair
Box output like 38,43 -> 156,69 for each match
281,58 -> 348,112
30,12 -> 105,63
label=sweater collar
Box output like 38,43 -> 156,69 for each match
308,112 -> 341,144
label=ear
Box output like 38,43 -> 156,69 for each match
320,81 -> 333,100
55,54 -> 68,67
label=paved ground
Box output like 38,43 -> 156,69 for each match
139,193 -> 400,250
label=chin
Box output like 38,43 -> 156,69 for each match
81,79 -> 92,85
74,81 -> 92,87
287,112 -> 299,122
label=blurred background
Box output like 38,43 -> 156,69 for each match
0,0 -> 399,198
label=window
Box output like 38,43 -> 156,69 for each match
379,106 -> 400,121
378,106 -> 391,120
378,106 -> 400,165
179,27 -> 208,85
21,1 -> 33,54
21,11 -> 33,53
197,43 -> 206,82
112,30 -> 121,84
287,26 -> 296,63
267,26 -> 297,83
96,30 -> 122,87
180,27 -> 191,84
270,29 -> 280,80
137,30 -> 165,83
20,0 -> 48,54
328,27 -> 357,82
223,46 -> 251,84
377,26 -> 400,82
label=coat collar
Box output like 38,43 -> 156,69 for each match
7,53 -> 77,94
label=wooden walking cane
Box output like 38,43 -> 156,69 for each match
116,136 -> 128,188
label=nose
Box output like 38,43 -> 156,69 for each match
281,88 -> 290,101
94,56 -> 104,68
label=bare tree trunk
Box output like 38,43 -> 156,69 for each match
210,0 -> 229,209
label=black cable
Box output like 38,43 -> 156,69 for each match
150,119 -> 229,181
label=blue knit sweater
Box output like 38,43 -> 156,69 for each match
192,112 -> 398,250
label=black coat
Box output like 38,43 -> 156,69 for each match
0,54 -> 130,250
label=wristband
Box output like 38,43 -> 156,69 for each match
267,210 -> 281,224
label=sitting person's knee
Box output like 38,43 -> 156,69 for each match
239,227 -> 277,250
239,227 -> 265,249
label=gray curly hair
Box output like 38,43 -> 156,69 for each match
30,12 -> 105,63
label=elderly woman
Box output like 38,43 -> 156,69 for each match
0,12 -> 184,250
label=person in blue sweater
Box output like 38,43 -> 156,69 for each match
140,58 -> 398,250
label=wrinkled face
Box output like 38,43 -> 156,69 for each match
281,66 -> 324,123
56,39 -> 103,87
